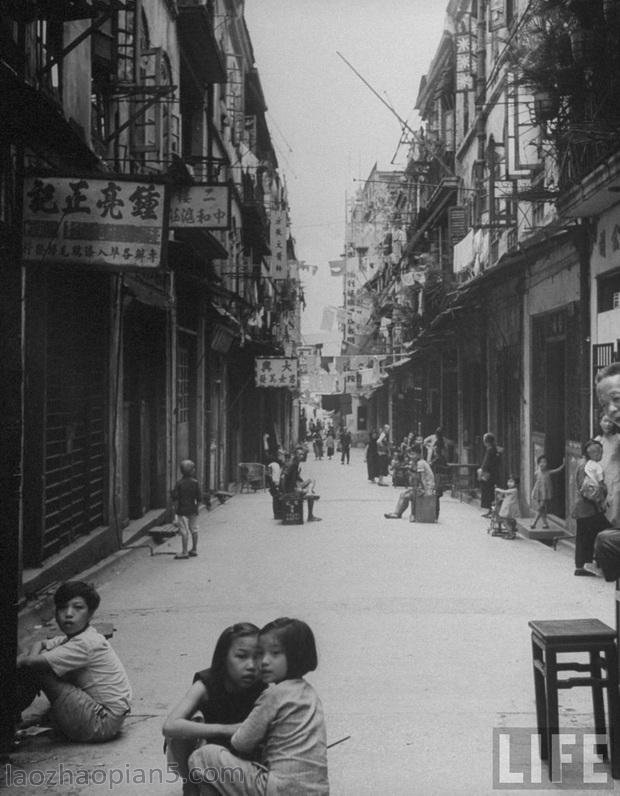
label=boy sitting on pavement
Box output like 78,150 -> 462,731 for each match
16,581 -> 132,743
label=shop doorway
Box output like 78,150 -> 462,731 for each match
546,338 -> 566,518
123,303 -> 167,519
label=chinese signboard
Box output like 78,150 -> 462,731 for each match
255,358 -> 298,388
23,176 -> 165,269
269,209 -> 288,279
169,184 -> 230,230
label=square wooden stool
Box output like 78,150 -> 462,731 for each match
528,618 -> 620,780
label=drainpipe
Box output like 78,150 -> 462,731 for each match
574,221 -> 594,435
168,270 -> 178,506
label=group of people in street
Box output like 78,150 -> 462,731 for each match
476,363 -> 620,574
305,420 -> 353,466
363,425 -> 451,522
15,584 -> 329,795
573,366 -> 620,577
266,445 -> 321,522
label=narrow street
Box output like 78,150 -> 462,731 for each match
7,449 -> 619,795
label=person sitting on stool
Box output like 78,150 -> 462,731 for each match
384,445 -> 435,520
280,446 -> 321,522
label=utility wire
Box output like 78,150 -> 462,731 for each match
267,112 -> 294,154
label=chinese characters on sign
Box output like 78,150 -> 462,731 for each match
255,358 -> 298,388
269,209 -> 288,280
23,177 -> 165,269
169,184 -> 230,230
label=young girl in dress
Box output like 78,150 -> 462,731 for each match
188,617 -> 329,795
494,475 -> 520,539
163,623 -> 265,793
530,455 -> 565,529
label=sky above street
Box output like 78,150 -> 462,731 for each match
244,0 -> 448,342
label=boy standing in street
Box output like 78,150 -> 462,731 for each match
172,459 -> 202,559
16,581 -> 131,742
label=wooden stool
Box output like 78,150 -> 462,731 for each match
280,494 -> 304,525
529,618 -> 620,780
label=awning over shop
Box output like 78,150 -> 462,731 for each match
384,357 -> 412,370
123,272 -> 171,309
173,228 -> 228,261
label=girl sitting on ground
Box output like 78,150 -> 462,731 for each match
188,617 -> 329,795
163,622 -> 265,793
530,454 -> 565,529
494,475 -> 520,539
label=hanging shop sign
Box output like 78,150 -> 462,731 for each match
169,184 -> 230,230
23,176 -> 165,269
269,209 -> 288,280
255,357 -> 298,388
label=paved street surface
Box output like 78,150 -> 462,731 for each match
5,448 -> 620,795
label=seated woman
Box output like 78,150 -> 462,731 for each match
163,623 -> 266,794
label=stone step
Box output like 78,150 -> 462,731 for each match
516,517 -> 574,549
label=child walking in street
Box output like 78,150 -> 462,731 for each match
171,459 -> 202,559
530,455 -> 565,529
188,617 -> 329,795
494,476 -> 520,538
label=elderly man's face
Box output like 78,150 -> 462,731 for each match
597,373 -> 620,427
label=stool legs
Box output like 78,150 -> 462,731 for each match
543,650 -> 562,780
531,638 -> 620,780
589,651 -> 608,760
605,644 -> 620,779
532,637 -> 548,761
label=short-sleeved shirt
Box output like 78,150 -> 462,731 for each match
231,678 -> 329,793
416,459 -> 436,495
44,625 -> 132,717
172,477 -> 201,516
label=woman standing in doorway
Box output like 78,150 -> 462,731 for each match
479,432 -> 500,518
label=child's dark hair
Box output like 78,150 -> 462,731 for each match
180,459 -> 195,476
54,581 -> 100,612
583,439 -> 603,459
536,454 -> 548,464
210,622 -> 260,687
260,617 -> 318,678
508,474 -> 520,486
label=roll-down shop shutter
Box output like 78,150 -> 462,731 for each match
42,273 -> 109,559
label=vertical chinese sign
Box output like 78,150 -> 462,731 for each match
22,177 -> 165,268
255,358 -> 298,389
269,209 -> 288,279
